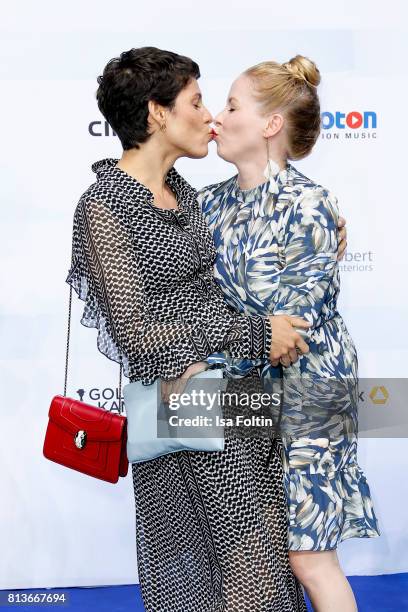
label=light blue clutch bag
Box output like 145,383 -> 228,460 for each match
124,368 -> 227,463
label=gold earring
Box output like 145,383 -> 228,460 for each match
160,122 -> 167,132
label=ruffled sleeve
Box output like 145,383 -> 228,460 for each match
66,196 -> 272,385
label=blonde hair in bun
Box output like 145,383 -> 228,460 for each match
244,54 -> 321,160
282,55 -> 321,88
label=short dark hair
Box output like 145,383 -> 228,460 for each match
96,46 -> 200,150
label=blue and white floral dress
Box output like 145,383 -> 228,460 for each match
198,163 -> 381,551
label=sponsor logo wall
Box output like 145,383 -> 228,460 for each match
1,0 -> 407,590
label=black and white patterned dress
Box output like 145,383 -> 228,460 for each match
66,157 -> 307,612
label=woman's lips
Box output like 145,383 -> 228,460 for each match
210,129 -> 218,139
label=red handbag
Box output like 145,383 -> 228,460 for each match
43,285 -> 129,484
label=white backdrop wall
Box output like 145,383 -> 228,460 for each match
1,0 -> 407,590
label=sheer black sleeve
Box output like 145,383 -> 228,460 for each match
66,197 -> 272,384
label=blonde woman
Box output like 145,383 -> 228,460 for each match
199,55 -> 380,611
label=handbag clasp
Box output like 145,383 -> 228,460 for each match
74,429 -> 87,449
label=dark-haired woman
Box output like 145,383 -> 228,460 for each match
67,47 -> 345,611
199,56 -> 380,612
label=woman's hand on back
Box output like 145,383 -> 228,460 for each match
337,215 -> 347,261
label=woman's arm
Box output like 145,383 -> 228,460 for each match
270,186 -> 339,333
70,196 -> 275,384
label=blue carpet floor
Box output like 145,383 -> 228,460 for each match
2,574 -> 407,611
